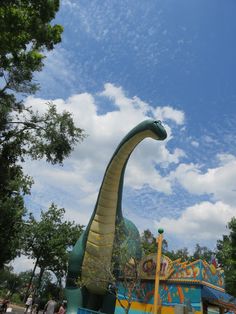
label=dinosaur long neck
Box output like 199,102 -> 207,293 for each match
81,130 -> 156,294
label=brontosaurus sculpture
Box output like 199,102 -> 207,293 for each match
65,119 -> 167,314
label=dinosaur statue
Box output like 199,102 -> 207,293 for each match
65,119 -> 167,314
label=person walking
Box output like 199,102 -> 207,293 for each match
32,295 -> 40,314
57,302 -> 66,314
24,295 -> 33,313
44,297 -> 57,314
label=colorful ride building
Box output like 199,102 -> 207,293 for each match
115,254 -> 236,314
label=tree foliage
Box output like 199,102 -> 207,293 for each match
0,265 -> 21,297
165,247 -> 191,262
141,229 -> 157,255
141,229 -> 168,255
141,229 -> 216,265
18,270 -> 59,304
192,244 -> 213,262
216,217 -> 236,296
0,0 -> 86,267
0,0 -> 62,99
22,203 -> 84,289
0,267 -> 60,306
116,258 -> 143,314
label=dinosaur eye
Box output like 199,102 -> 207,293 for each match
154,120 -> 162,125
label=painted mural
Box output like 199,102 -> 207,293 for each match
116,282 -> 202,314
139,254 -> 224,289
139,255 -> 174,280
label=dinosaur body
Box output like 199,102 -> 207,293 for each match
65,120 -> 167,314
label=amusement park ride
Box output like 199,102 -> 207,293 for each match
65,120 -> 236,314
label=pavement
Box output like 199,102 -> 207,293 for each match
6,305 -> 43,314
5,304 -> 24,314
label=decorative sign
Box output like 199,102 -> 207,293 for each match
139,254 -> 174,280
139,254 -> 225,288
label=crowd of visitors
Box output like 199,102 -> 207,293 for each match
24,295 -> 66,314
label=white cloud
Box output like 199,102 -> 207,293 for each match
125,155 -> 172,193
154,201 -> 235,244
10,255 -> 37,274
153,106 -> 185,125
100,83 -> 185,127
172,153 -> 236,206
217,153 -> 236,165
191,140 -> 199,147
204,135 -> 219,145
61,0 -> 79,9
100,83 -> 150,114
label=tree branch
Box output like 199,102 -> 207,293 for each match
0,125 -> 31,145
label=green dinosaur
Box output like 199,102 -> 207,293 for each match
65,119 -> 167,314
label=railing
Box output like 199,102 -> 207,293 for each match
78,307 -> 105,314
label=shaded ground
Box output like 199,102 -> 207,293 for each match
6,304 -> 43,314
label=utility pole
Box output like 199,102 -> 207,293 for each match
153,228 -> 164,314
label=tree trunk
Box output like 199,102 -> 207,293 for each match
36,267 -> 45,293
125,303 -> 131,314
58,275 -> 63,301
24,257 -> 39,302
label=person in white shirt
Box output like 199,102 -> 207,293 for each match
24,295 -> 33,313
44,298 -> 57,314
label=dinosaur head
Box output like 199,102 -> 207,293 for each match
147,119 -> 167,140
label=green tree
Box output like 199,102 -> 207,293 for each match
0,0 -> 62,99
141,229 -> 157,255
0,265 -> 21,297
192,244 -> 213,263
18,270 -> 58,305
116,258 -> 143,314
165,247 -> 191,262
0,0 -> 86,267
0,269 -> 58,305
216,217 -> 236,296
22,204 -> 84,297
141,229 -> 168,256
15,270 -> 37,299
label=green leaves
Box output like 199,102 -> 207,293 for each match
0,1 -> 63,54
22,204 -> 84,281
141,229 -> 157,255
1,102 -> 86,164
0,1 -> 85,268
216,217 -> 236,296
0,0 -> 63,98
27,103 -> 86,164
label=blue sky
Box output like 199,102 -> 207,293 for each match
15,0 -> 236,271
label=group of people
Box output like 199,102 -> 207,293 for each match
44,298 -> 66,314
24,295 -> 39,314
24,295 -> 66,314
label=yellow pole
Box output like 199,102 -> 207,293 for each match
153,228 -> 164,314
